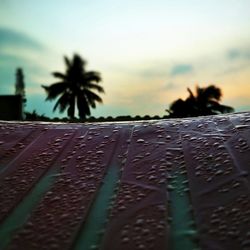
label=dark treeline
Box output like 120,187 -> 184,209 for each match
2,53 -> 235,122
24,111 -> 166,123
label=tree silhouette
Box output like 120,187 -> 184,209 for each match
42,54 -> 104,120
15,68 -> 26,105
167,85 -> 234,118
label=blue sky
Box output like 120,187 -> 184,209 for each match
0,0 -> 250,118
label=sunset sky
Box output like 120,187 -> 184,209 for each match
0,0 -> 250,118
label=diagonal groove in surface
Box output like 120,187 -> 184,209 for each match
0,129 -> 80,249
0,129 -> 73,222
73,125 -> 134,250
0,168 -> 57,249
0,129 -> 45,175
100,123 -> 169,250
168,126 -> 199,250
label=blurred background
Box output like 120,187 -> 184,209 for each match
0,0 -> 250,119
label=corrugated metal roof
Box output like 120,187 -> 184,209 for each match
0,112 -> 250,250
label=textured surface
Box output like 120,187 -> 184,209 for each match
0,112 -> 250,250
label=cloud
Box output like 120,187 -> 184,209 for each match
0,28 -> 50,95
1,53 -> 34,69
0,52 -> 49,91
228,49 -> 242,60
170,64 -> 193,76
0,27 -> 44,50
140,68 -> 167,78
214,47 -> 250,76
227,48 -> 250,61
218,64 -> 250,76
107,63 -> 169,80
164,82 -> 176,90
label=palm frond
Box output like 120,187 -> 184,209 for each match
85,82 -> 105,93
187,87 -> 195,100
52,72 -> 66,79
64,56 -> 71,68
53,93 -> 70,113
42,82 -> 67,100
209,100 -> 234,114
220,105 -> 234,113
85,89 -> 103,105
84,71 -> 102,83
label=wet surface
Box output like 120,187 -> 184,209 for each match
0,112 -> 249,250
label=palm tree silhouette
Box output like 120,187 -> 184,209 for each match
167,85 -> 234,118
42,54 -> 104,120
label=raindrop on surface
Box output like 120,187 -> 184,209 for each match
195,171 -> 201,176
121,237 -> 130,244
135,218 -> 144,226
136,175 -> 143,180
167,185 -> 174,191
118,205 -> 126,211
190,137 -> 197,141
96,151 -> 104,154
232,182 -> 240,188
77,135 -> 85,139
138,244 -> 146,249
215,170 -> 223,175
136,139 -> 145,143
142,228 -> 150,235
148,175 -> 156,181
90,244 -> 98,250
121,230 -> 128,237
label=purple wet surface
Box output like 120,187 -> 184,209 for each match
180,115 -> 250,250
7,125 -> 131,250
0,112 -> 249,250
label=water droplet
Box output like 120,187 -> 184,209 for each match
135,218 -> 144,226
215,169 -> 223,175
190,137 -> 197,141
121,237 -> 129,243
138,244 -> 146,249
136,139 -> 145,143
96,150 -> 104,154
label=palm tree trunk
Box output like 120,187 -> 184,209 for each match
67,96 -> 75,119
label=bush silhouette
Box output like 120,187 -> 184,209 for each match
167,85 -> 234,118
